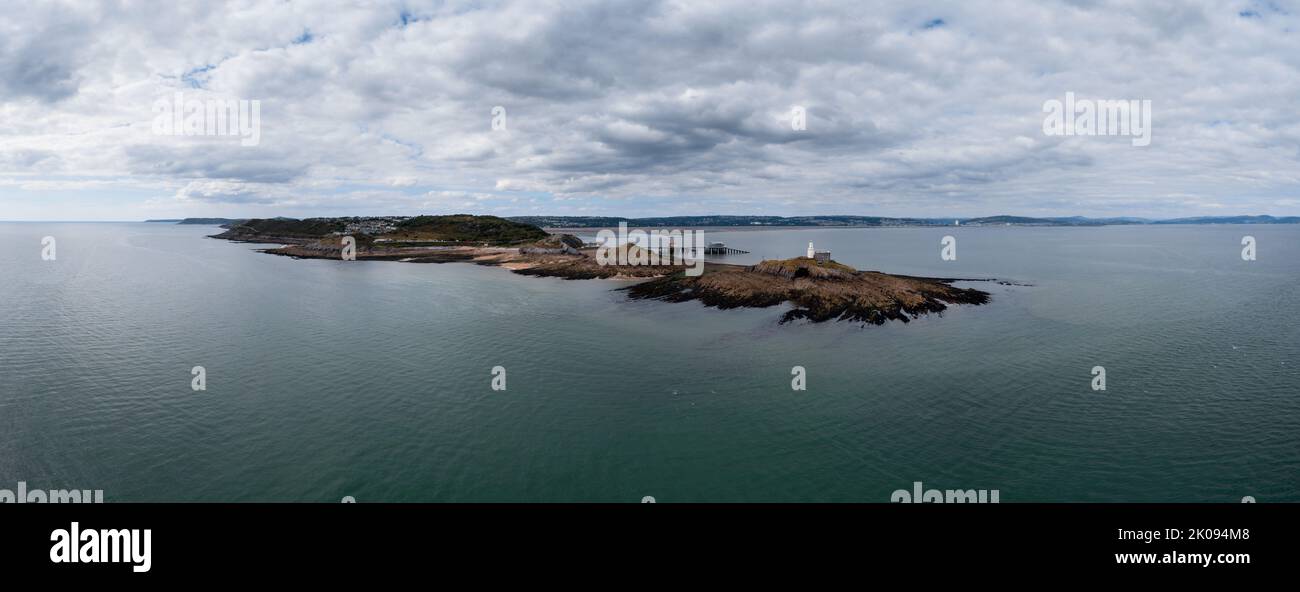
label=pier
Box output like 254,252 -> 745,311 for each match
704,243 -> 749,255
589,240 -> 750,256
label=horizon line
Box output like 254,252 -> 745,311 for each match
3,212 -> 1299,224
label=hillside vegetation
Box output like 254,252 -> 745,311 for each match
218,218 -> 346,238
391,215 -> 549,244
212,214 -> 550,246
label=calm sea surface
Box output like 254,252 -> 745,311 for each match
1,222 -> 1297,501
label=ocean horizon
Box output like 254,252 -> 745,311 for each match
3,221 -> 1296,502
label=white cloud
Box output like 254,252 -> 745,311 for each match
1,0 -> 1299,220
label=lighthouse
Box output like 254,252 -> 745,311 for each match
806,241 -> 831,263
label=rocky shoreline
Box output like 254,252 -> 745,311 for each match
210,216 -> 993,326
622,263 -> 990,325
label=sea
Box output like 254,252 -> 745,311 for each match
2,222 -> 1297,501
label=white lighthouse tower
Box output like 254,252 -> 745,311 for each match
806,241 -> 831,262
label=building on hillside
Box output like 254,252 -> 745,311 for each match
342,217 -> 401,235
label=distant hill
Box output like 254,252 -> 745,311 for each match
390,214 -> 548,244
1150,215 -> 1300,225
510,214 -> 1300,228
216,217 -> 348,239
1046,216 -> 1152,225
961,215 -> 1061,226
510,215 -> 952,228
179,218 -> 242,225
144,218 -> 242,225
176,213 -> 1300,232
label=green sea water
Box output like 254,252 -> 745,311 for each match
1,222 -> 1297,501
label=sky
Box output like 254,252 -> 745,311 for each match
1,0 -> 1298,221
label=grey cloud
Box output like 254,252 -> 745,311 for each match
0,149 -> 60,171
0,8 -> 95,102
2,0 -> 1299,219
125,145 -> 308,184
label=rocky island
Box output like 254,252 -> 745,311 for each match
623,258 -> 989,325
207,215 -> 991,326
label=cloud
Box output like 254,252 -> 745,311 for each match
174,180 -> 280,204
1,0 -> 1299,219
0,4 -> 95,102
0,149 -> 60,171
124,144 -> 309,184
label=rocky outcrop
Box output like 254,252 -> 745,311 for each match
623,260 -> 990,325
518,234 -> 583,255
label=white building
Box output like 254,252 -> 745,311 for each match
806,241 -> 831,262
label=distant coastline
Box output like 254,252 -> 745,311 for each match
517,214 -> 1300,228
148,214 -> 1300,228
